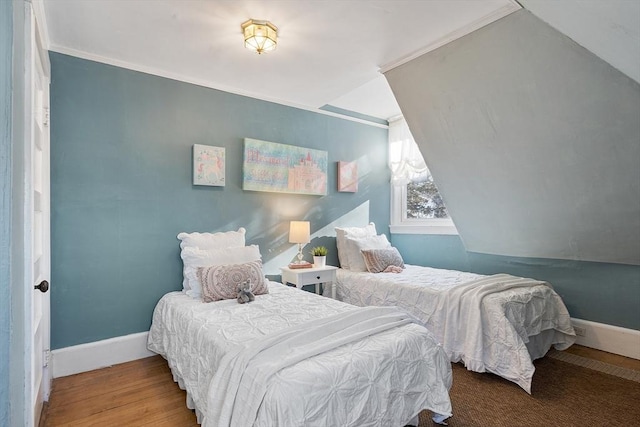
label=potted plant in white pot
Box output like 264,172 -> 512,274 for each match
311,246 -> 328,268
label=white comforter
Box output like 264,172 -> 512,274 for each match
335,266 -> 576,393
147,281 -> 453,426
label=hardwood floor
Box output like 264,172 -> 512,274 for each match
565,344 -> 640,370
41,356 -> 198,426
41,345 -> 638,426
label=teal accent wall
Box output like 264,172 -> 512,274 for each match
391,234 -> 640,330
49,53 -> 390,349
1,0 -> 13,423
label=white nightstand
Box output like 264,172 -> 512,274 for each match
280,265 -> 338,298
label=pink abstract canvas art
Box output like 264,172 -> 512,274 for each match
338,161 -> 358,192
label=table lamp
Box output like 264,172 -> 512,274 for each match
289,221 -> 310,265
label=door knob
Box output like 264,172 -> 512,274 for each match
34,280 -> 49,293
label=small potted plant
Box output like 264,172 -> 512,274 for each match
311,246 -> 328,268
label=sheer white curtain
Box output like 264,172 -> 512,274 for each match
388,117 -> 428,185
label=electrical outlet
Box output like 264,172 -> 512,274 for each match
574,326 -> 586,337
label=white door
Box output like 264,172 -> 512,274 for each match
23,3 -> 51,425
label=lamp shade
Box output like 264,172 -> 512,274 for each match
289,221 -> 310,244
241,19 -> 277,54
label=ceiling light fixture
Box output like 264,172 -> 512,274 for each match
241,19 -> 278,54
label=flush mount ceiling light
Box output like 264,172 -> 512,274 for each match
241,19 -> 278,54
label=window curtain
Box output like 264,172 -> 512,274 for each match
388,117 -> 428,186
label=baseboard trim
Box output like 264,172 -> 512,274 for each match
51,331 -> 156,378
571,318 -> 640,360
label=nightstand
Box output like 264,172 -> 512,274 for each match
280,265 -> 338,298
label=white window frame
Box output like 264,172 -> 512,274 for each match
387,116 -> 457,235
389,182 -> 458,235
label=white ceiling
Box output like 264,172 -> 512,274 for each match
41,0 -> 640,123
42,0 -> 519,122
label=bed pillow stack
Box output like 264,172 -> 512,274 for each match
335,223 -> 377,269
335,223 -> 405,273
342,234 -> 392,272
180,245 -> 261,297
177,228 -> 268,300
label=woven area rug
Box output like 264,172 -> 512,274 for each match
417,355 -> 640,427
547,349 -> 640,383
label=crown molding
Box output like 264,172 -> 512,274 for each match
47,44 -> 388,129
379,0 -> 521,74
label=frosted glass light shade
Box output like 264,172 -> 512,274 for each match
241,19 -> 278,54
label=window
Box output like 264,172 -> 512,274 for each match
388,117 -> 457,235
406,177 -> 449,219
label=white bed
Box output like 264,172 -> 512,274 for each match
333,265 -> 576,393
147,281 -> 453,427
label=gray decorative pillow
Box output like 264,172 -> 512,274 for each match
361,247 -> 405,274
343,234 -> 391,272
197,260 -> 268,302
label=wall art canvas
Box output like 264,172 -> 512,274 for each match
243,138 -> 327,195
338,161 -> 358,192
193,144 -> 225,186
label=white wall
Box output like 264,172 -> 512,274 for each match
386,10 -> 640,266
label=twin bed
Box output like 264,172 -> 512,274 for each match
148,282 -> 452,426
148,228 -> 453,427
148,225 -> 576,426
334,266 -> 575,393
331,223 -> 576,393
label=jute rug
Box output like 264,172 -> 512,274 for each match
417,356 -> 640,427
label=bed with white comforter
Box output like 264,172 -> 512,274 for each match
334,266 -> 576,393
148,281 -> 453,427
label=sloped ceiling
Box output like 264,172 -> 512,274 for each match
385,9 -> 640,265
520,0 -> 640,84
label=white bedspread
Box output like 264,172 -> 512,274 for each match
335,266 -> 576,393
148,281 -> 453,426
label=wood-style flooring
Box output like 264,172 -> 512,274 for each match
40,345 -> 639,426
41,355 -> 198,426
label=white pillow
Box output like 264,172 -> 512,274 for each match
343,234 -> 391,272
335,223 -> 376,269
177,227 -> 246,251
177,228 -> 247,290
181,245 -> 262,298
